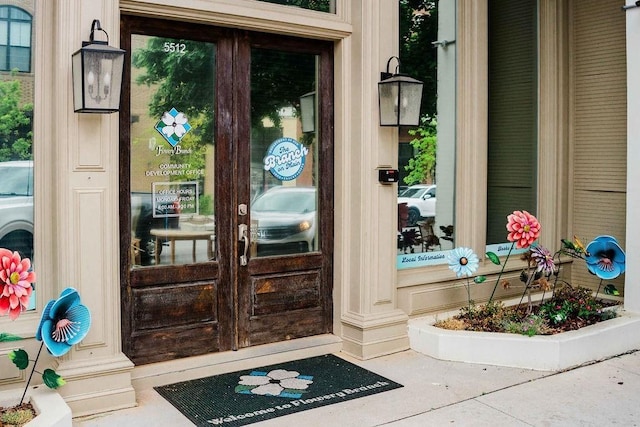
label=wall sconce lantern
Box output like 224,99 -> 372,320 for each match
72,20 -> 125,113
299,91 -> 316,133
378,56 -> 423,126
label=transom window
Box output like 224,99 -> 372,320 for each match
256,0 -> 335,13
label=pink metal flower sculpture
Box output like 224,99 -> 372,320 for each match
506,210 -> 541,249
0,248 -> 36,320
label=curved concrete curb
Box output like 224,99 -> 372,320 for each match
408,309 -> 640,371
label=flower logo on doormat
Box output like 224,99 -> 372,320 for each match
235,369 -> 314,398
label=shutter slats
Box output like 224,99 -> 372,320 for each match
571,0 -> 627,291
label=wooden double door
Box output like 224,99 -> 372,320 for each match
119,16 -> 334,365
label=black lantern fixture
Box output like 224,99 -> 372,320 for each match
72,20 -> 125,113
378,56 -> 424,126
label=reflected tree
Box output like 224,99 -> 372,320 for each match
0,78 -> 33,162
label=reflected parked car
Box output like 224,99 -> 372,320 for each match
0,160 -> 34,259
251,186 -> 316,255
397,184 -> 436,226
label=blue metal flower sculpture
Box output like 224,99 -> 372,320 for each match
447,247 -> 479,278
585,235 -> 626,280
36,287 -> 91,357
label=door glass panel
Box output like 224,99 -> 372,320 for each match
250,48 -> 319,257
129,35 -> 216,267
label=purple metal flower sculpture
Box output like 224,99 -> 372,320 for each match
36,287 -> 91,357
585,235 -> 626,280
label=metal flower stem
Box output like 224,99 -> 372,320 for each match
595,278 -> 603,299
488,242 -> 515,302
20,341 -> 43,405
517,267 -> 536,315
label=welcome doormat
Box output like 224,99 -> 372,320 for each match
154,354 -> 403,426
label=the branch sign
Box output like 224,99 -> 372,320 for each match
263,137 -> 308,181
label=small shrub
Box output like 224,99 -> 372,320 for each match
0,406 -> 35,425
502,314 -> 550,336
433,318 -> 467,330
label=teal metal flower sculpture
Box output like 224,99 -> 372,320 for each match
585,235 -> 626,280
36,287 -> 91,357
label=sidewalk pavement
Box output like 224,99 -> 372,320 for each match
73,349 -> 640,426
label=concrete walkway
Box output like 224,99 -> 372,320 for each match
73,349 -> 640,426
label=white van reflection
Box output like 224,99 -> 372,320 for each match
251,186 -> 316,256
0,160 -> 34,259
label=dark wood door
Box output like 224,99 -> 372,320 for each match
119,16 -> 333,365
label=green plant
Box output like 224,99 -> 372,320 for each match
0,76 -> 33,162
502,314 -> 550,336
403,117 -> 437,186
0,406 -> 34,425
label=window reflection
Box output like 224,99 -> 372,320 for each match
250,48 -> 319,257
486,0 -> 538,252
0,1 -> 34,309
129,35 -> 216,267
397,0 -> 455,269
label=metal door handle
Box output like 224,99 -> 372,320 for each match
239,224 -> 248,266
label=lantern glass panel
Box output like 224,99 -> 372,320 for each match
398,80 -> 423,126
378,80 -> 400,126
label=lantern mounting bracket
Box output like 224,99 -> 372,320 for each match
380,56 -> 401,81
84,19 -> 110,47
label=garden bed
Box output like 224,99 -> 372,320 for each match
408,305 -> 640,371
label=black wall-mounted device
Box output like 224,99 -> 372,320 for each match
378,169 -> 399,184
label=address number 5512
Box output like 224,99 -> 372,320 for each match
163,42 -> 186,53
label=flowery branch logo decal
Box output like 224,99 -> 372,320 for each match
235,369 -> 314,399
155,107 -> 192,147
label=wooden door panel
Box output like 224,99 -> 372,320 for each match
132,282 -> 217,329
248,307 -> 326,346
251,271 -> 321,316
129,323 -> 220,365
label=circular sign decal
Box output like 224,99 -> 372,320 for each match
263,137 -> 309,181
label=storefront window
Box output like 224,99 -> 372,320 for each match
0,1 -> 34,311
397,0 -> 456,269
256,0 -> 335,13
486,0 -> 538,256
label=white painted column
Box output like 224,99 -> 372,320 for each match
625,1 -> 640,312
336,0 -> 409,359
52,0 -> 135,416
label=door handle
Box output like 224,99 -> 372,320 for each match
239,224 -> 249,266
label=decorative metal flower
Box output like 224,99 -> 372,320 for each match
530,245 -> 555,275
585,235 -> 626,280
506,210 -> 541,249
447,247 -> 479,278
36,287 -> 91,357
0,248 -> 36,320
